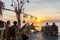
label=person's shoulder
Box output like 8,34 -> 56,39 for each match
45,25 -> 49,27
11,25 -> 14,27
10,25 -> 14,28
52,25 -> 58,27
14,25 -> 19,28
55,25 -> 58,27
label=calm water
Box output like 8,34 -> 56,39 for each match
28,32 -> 60,40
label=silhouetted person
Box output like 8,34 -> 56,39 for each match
9,21 -> 19,40
5,21 -> 11,40
22,33 -> 29,40
41,26 -> 44,32
0,20 -> 4,27
6,21 -> 10,28
21,23 -> 30,40
21,23 -> 28,31
0,20 -> 6,40
30,23 -> 35,30
44,22 -> 50,35
45,22 -> 49,27
51,22 -> 58,36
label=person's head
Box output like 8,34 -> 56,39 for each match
7,21 -> 10,25
13,21 -> 17,25
52,22 -> 55,25
46,22 -> 48,25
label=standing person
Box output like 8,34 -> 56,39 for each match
6,21 -> 10,28
0,20 -> 5,40
9,21 -> 19,40
5,21 -> 10,40
45,23 -> 49,26
44,22 -> 50,35
30,23 -> 35,30
51,22 -> 58,36
21,23 -> 31,40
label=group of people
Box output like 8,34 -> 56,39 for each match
41,22 -> 58,36
0,20 -> 36,40
4,21 -> 20,40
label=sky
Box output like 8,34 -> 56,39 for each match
1,0 -> 60,18
1,0 -> 60,31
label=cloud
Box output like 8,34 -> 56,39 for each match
2,0 -> 60,18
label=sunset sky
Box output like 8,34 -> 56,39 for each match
1,0 -> 60,31
1,0 -> 60,19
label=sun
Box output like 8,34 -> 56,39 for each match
37,18 -> 41,22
